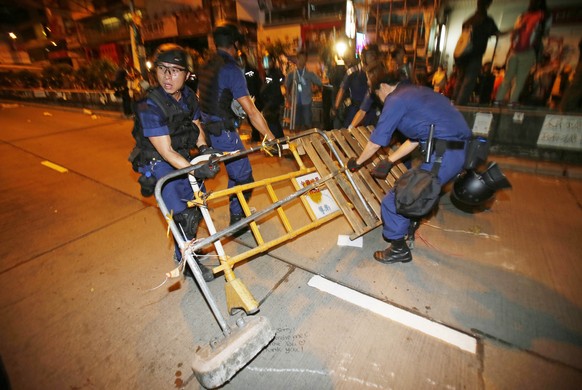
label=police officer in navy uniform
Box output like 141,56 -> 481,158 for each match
239,52 -> 263,142
332,55 -> 375,128
347,44 -> 385,129
348,71 -> 471,264
260,54 -> 285,139
134,43 -> 218,281
198,23 -> 276,233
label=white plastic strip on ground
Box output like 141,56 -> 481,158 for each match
308,275 -> 477,354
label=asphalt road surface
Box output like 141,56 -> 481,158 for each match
1,102 -> 582,389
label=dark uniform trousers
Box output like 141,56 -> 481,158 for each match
208,130 -> 253,216
381,147 -> 466,240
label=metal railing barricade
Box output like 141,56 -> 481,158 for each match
154,127 -> 407,317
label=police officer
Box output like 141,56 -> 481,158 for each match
260,54 -> 285,139
347,71 -> 471,264
134,43 -> 218,281
198,23 -> 276,232
347,44 -> 385,129
332,54 -> 374,128
239,52 -> 263,142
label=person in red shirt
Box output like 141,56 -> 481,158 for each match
494,0 -> 551,106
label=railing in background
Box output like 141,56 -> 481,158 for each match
0,87 -> 121,111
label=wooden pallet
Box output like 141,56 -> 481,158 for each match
299,126 -> 408,239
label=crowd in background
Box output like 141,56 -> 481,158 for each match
2,38 -> 580,121
111,26 -> 582,124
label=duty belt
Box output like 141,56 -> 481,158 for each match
420,139 -> 466,155
436,139 -> 466,149
142,148 -> 189,162
205,119 -> 237,133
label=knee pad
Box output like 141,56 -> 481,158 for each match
174,208 -> 202,240
138,173 -> 156,197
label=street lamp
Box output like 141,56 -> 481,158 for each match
335,41 -> 347,58
9,32 -> 17,40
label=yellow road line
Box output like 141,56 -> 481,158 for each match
41,161 -> 68,173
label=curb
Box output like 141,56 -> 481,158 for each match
492,155 -> 582,180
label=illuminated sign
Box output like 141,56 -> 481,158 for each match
345,0 -> 355,39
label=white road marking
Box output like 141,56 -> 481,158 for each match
247,367 -> 385,388
308,275 -> 477,354
41,161 -> 68,173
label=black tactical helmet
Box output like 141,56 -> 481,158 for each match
452,162 -> 511,206
153,43 -> 192,72
213,23 -> 246,48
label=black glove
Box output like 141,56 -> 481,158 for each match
370,159 -> 393,179
347,157 -> 362,172
198,144 -> 220,156
193,157 -> 220,179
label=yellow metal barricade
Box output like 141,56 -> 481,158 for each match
161,127 -> 407,315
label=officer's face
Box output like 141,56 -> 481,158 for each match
156,61 -> 188,96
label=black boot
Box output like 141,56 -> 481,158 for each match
374,238 -> 412,264
184,258 -> 215,282
229,213 -> 250,237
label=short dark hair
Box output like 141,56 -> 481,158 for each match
369,70 -> 401,91
477,0 -> 493,11
213,23 -> 245,48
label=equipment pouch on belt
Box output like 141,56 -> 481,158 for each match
128,146 -> 142,172
138,172 -> 157,197
394,124 -> 442,217
394,169 -> 441,218
464,136 -> 489,170
204,119 -> 237,137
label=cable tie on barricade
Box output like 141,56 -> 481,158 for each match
165,210 -> 174,238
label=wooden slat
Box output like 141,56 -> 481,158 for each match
327,131 -> 383,218
352,126 -> 407,188
310,136 -> 377,229
342,128 -> 393,193
330,130 -> 389,201
301,137 -> 367,233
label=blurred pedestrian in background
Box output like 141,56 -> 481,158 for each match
432,65 -> 448,93
285,51 -> 322,131
453,0 -> 506,105
494,0 -> 551,107
560,38 -> 582,112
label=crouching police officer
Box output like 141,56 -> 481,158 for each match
198,23 -> 276,234
133,43 -> 218,280
348,70 -> 471,264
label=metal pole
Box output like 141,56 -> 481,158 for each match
129,0 -> 148,81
